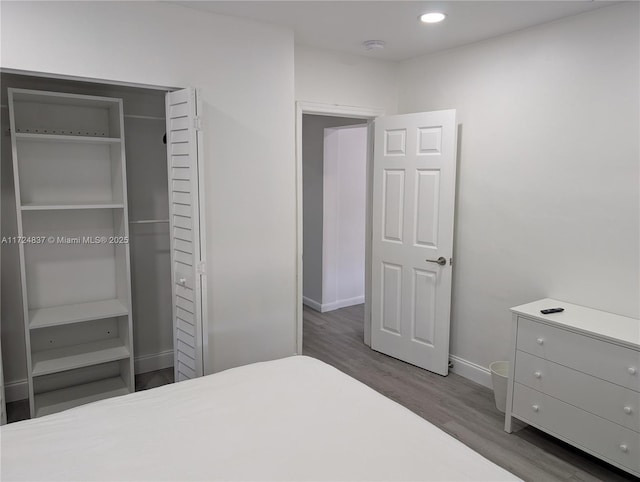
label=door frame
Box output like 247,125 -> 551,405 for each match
0,67 -> 179,91
295,101 -> 384,354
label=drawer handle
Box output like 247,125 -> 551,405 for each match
534,371 -> 542,379
532,404 -> 540,412
536,338 -> 544,345
628,367 -> 637,375
623,406 -> 633,414
619,444 -> 628,453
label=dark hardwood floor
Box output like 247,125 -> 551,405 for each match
303,304 -> 637,482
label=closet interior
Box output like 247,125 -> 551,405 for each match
1,73 -> 174,417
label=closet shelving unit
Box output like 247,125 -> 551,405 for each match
8,88 -> 135,418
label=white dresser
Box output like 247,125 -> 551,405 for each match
505,299 -> 640,477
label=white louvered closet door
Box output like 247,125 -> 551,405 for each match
166,88 -> 207,381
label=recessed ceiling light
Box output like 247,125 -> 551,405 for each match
363,40 -> 386,51
420,12 -> 447,24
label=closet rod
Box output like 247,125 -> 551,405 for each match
129,219 -> 169,224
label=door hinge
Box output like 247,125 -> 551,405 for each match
196,261 -> 206,275
193,116 -> 202,131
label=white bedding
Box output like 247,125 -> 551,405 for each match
1,356 -> 518,481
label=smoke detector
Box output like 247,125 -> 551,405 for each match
363,40 -> 386,51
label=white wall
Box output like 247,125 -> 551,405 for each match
0,92 -> 22,392
302,115 -> 365,308
398,3 -> 640,380
0,1 -> 296,374
295,45 -> 398,115
322,125 -> 368,311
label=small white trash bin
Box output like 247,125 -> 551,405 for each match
489,361 -> 509,413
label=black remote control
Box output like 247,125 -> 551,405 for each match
540,308 -> 564,314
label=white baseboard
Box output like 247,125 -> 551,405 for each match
321,296 -> 365,312
302,296 -> 323,312
449,354 -> 492,389
134,349 -> 174,374
5,379 -> 28,403
4,350 -> 175,403
304,295 -> 365,313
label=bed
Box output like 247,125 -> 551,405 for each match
1,356 -> 518,481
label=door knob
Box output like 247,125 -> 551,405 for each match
178,278 -> 187,286
426,256 -> 447,266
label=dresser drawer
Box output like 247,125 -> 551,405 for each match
513,383 -> 640,474
515,350 -> 640,432
516,317 -> 640,391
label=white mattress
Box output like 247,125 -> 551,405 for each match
1,356 -> 518,481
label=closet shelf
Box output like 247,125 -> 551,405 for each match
34,376 -> 129,418
32,339 -> 130,377
30,299 -> 129,330
15,133 -> 121,144
21,202 -> 125,211
9,87 -> 135,417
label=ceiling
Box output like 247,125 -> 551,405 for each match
180,1 -> 612,61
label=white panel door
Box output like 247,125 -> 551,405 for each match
371,110 -> 457,375
166,88 -> 207,381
